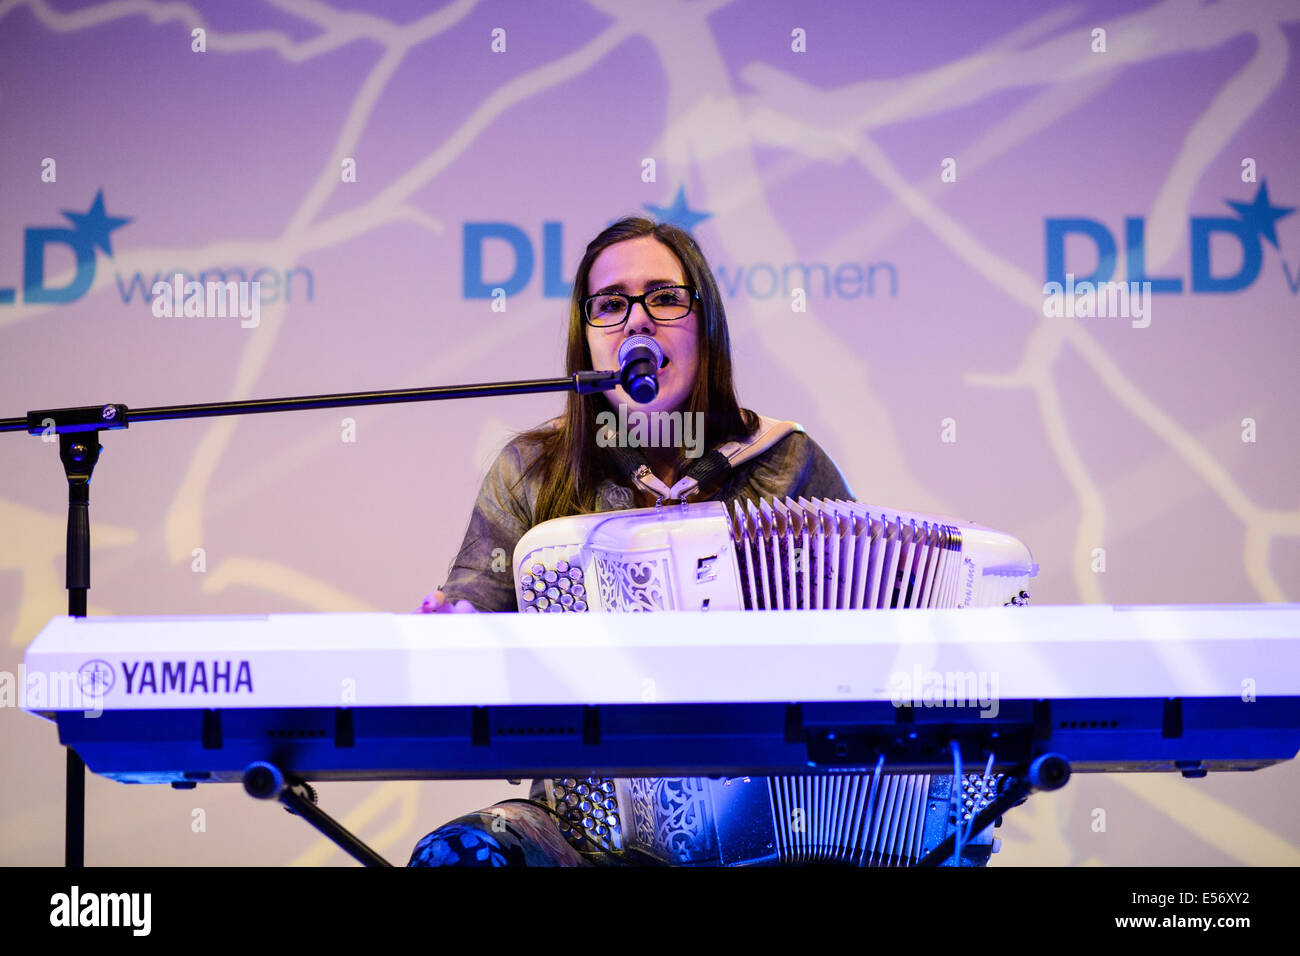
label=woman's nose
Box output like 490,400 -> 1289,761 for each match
626,303 -> 656,335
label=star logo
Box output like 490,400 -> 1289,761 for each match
1225,181 -> 1294,251
61,189 -> 132,257
644,186 -> 711,233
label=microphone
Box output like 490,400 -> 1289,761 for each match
617,334 -> 662,404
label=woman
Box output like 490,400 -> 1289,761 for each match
410,216 -> 853,865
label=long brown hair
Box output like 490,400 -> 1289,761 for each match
518,216 -> 758,524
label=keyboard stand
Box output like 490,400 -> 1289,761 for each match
243,761 -> 393,867
916,753 -> 1071,867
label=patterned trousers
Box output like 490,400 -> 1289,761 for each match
408,800 -> 597,867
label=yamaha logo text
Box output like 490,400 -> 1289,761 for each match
120,660 -> 253,695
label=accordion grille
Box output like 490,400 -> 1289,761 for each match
731,497 -> 963,610
769,773 -> 932,865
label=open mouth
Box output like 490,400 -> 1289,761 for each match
660,355 -> 671,369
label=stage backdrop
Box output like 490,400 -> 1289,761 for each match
2,0 -> 1297,866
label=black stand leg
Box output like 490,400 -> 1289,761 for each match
65,750 -> 85,868
60,431 -> 101,868
243,762 -> 393,867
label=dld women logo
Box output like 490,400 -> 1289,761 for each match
1045,181 -> 1296,295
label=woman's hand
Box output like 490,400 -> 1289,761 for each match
418,590 -> 479,613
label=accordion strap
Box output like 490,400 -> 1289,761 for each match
602,414 -> 800,501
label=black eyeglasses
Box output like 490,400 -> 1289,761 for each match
582,285 -> 697,328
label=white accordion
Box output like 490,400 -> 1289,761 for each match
513,496 -> 1037,865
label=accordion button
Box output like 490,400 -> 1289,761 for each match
559,593 -> 574,607
568,568 -> 584,582
591,807 -> 605,821
578,800 -> 593,813
543,570 -> 558,584
546,587 -> 560,601
563,777 -> 577,788
556,560 -> 570,573
530,563 -> 544,576
521,589 -> 536,603
576,784 -> 589,796
606,814 -> 619,829
547,603 -> 564,613
557,577 -> 571,592
565,793 -> 580,806
573,600 -> 587,612
536,597 -> 550,610
572,584 -> 586,598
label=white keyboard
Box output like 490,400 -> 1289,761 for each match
21,604 -> 1300,712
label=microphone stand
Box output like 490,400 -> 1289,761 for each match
0,369 -> 622,867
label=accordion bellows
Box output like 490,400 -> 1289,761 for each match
513,496 -> 1037,866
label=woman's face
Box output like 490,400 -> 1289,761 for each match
584,236 -> 699,416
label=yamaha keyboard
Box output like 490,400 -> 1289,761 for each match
21,604 -> 1300,784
